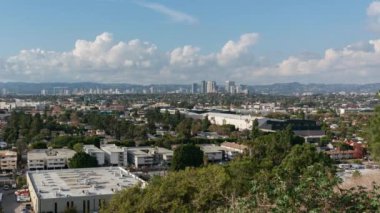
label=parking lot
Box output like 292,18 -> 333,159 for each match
1,189 -> 30,213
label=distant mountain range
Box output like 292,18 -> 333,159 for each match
249,82 -> 380,95
0,82 -> 379,95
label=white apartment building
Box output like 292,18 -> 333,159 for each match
27,148 -> 76,170
199,144 -> 225,162
220,142 -> 248,159
100,144 -> 128,166
83,145 -> 105,166
27,167 -> 145,213
126,147 -> 173,168
0,150 -> 17,171
199,144 -> 246,162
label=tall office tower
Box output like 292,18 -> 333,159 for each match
207,81 -> 217,93
225,81 -> 236,93
41,89 -> 48,96
191,83 -> 198,94
200,80 -> 207,93
236,85 -> 248,94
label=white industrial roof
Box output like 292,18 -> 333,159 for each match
27,167 -> 144,199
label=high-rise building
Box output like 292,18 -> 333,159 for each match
200,80 -> 207,93
207,81 -> 217,93
225,81 -> 236,94
191,83 -> 198,94
41,89 -> 48,96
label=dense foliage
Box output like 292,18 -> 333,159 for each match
171,144 -> 203,171
68,152 -> 98,168
368,106 -> 380,161
99,127 -> 380,213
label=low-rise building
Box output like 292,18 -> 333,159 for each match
260,119 -> 325,143
27,148 -> 76,170
0,150 -> 17,171
27,167 -> 145,213
199,144 -> 225,162
100,144 -> 128,166
220,142 -> 248,159
126,147 -> 173,168
83,145 -> 105,166
203,112 -> 266,131
325,150 -> 354,160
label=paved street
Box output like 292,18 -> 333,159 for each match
1,189 -> 28,213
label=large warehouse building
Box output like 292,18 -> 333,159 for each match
27,167 -> 145,213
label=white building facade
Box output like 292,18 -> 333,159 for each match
27,167 -> 145,213
126,147 -> 173,168
83,145 -> 105,166
0,150 -> 17,171
100,144 -> 128,166
27,148 -> 76,170
204,112 -> 267,130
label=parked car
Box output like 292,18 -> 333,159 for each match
3,185 -> 10,190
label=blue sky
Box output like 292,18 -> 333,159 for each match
1,0 -> 380,84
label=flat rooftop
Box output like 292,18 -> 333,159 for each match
100,144 -> 125,153
27,167 -> 144,199
83,145 -> 104,153
199,144 -> 227,153
127,147 -> 173,157
27,148 -> 76,160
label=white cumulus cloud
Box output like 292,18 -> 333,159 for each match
217,33 -> 259,65
1,31 -> 380,84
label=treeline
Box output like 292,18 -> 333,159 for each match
2,111 -> 87,144
101,129 -> 380,212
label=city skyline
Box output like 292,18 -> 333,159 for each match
0,1 -> 380,84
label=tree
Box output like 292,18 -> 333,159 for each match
277,144 -> 332,179
171,144 -> 203,171
175,119 -> 193,139
101,165 -> 230,213
16,176 -> 27,188
68,152 -> 98,168
368,106 -> 380,161
73,143 -> 83,153
251,119 -> 260,139
30,141 -> 47,149
201,116 -> 211,131
29,113 -> 43,137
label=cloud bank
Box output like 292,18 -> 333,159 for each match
1,31 -> 380,84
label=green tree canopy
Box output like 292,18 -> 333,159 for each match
101,165 -> 230,213
73,143 -> 83,153
68,152 -> 98,168
171,144 -> 203,171
368,106 -> 380,161
30,141 -> 47,149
